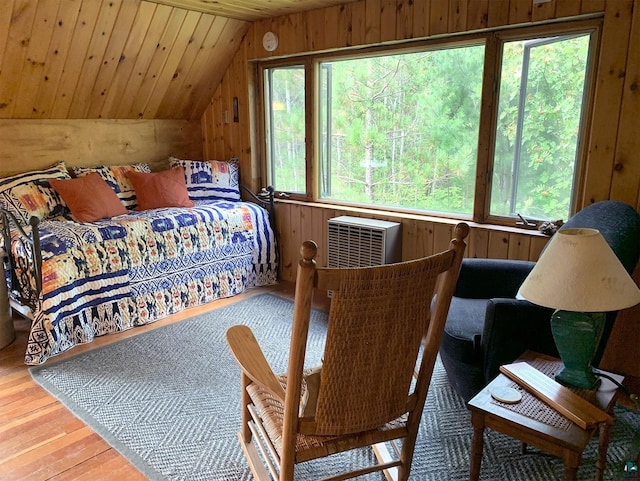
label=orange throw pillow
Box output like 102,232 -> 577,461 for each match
128,167 -> 194,210
50,172 -> 128,222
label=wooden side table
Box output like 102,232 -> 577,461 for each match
467,351 -> 622,481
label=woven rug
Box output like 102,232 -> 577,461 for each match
30,293 -> 639,481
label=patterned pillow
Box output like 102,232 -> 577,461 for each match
72,163 -> 151,209
169,157 -> 241,202
0,161 -> 70,223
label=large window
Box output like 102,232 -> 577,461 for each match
319,46 -> 484,214
261,22 -> 597,224
264,65 -> 306,193
490,34 -> 591,220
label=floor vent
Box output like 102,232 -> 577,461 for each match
327,216 -> 401,268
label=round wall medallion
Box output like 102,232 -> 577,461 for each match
262,31 -> 279,52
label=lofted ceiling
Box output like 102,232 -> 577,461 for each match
0,0 -> 356,121
147,0 -> 360,21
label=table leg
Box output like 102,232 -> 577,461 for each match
469,412 -> 485,481
563,451 -> 581,481
595,422 -> 612,481
563,465 -> 578,481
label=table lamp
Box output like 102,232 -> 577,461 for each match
517,228 -> 640,390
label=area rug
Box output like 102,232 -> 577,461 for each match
30,293 -> 639,481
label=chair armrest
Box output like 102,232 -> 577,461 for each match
454,258 -> 536,299
226,325 -> 286,401
481,299 -> 556,384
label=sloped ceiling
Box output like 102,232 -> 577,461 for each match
147,0 -> 359,21
0,0 -> 356,121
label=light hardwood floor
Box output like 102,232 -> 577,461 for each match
0,282 -> 329,480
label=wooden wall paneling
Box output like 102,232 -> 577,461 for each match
555,0 -> 582,18
305,8 -> 326,51
127,8 -> 188,118
610,0 -> 640,207
428,0 -> 449,36
323,5 -> 342,50
140,10 -> 202,118
49,1 -> 102,118
411,0 -> 430,38
209,84 -> 224,158
466,226 -> 489,259
170,16 -> 229,119
12,0 -> 59,119
310,205 -> 328,266
506,232 -> 531,260
153,13 -> 215,118
33,0 -> 82,118
487,230 -> 510,259
188,18 -> 248,119
247,17 -> 270,60
466,0 -> 489,31
298,204 -> 314,259
336,4 -> 352,47
99,2 -> 157,118
404,219 -> 436,261
508,0 -> 533,25
285,12 -> 309,52
448,0 -> 468,33
0,119 -> 201,177
201,104 -> 214,159
528,234 -> 548,261
349,1 -> 366,46
581,0 -> 633,206
231,49 -> 251,169
67,0 -> 125,119
486,0 -> 511,28
84,1 -> 142,119
532,0 -> 558,22
0,1 -> 15,70
0,0 -> 38,118
431,222 -> 454,254
245,56 -> 261,189
221,60 -> 234,158
396,0 -> 413,40
364,0 -> 382,44
114,4 -> 173,118
379,0 -> 397,42
580,0 -> 606,15
275,202 -> 296,281
600,265 -> 640,377
401,219 -> 419,261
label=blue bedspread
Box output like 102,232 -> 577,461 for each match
22,200 -> 277,364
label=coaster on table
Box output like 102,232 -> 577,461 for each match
491,386 -> 522,404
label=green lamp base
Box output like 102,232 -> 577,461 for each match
550,310 -> 605,390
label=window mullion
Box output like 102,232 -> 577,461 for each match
474,33 -> 500,224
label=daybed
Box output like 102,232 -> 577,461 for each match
0,159 -> 278,365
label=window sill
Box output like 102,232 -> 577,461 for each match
274,198 -> 550,238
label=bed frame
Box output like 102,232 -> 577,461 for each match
1,185 -> 276,319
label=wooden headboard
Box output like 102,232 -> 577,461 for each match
0,119 -> 203,178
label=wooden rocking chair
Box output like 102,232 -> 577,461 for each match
226,223 -> 469,481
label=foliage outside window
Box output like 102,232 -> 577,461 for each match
264,66 -> 306,193
491,34 -> 590,221
261,24 -> 596,224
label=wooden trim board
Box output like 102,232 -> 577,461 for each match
499,362 -> 612,430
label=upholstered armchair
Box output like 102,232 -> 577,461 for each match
439,201 -> 640,402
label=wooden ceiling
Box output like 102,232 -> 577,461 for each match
148,0 -> 360,21
0,0 -> 355,121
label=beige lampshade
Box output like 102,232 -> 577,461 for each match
517,228 -> 640,312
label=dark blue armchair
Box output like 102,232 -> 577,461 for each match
439,201 -> 640,402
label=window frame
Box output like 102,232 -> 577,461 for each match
257,18 -> 601,227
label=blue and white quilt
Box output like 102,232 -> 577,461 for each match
18,200 -> 277,364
